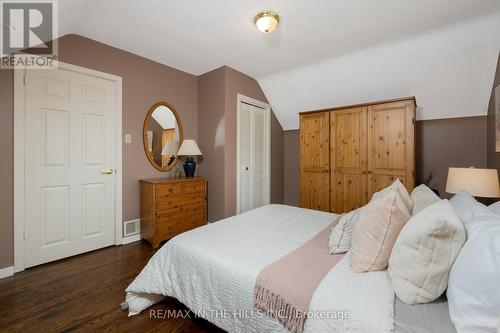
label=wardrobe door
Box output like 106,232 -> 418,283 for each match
300,112 -> 330,212
330,107 -> 368,213
367,100 -> 415,198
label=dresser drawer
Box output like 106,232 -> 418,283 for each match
156,202 -> 205,220
156,193 -> 205,211
156,211 -> 205,237
156,180 -> 205,198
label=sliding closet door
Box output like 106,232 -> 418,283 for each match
330,107 -> 368,213
239,102 -> 269,213
300,112 -> 330,212
367,100 -> 415,198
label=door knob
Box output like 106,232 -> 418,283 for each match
101,168 -> 114,175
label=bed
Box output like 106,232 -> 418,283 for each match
125,204 -> 455,332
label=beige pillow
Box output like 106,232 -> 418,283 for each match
388,199 -> 465,305
411,184 -> 440,215
329,209 -> 359,254
372,179 -> 413,212
350,188 -> 411,272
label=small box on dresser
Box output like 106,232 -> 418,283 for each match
140,176 -> 207,248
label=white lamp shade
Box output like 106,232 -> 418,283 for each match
161,140 -> 179,156
177,139 -> 202,156
446,167 -> 500,198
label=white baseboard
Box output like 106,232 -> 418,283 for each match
0,266 -> 14,279
122,233 -> 141,244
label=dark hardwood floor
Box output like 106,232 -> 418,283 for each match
0,241 -> 225,333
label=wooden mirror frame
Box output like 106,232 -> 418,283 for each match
142,101 -> 184,172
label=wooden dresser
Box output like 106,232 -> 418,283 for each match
140,177 -> 207,248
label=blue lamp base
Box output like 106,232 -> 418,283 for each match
183,157 -> 196,177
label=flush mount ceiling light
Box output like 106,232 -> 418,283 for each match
254,11 -> 280,33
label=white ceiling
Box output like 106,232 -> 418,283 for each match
151,105 -> 176,129
57,0 -> 500,129
261,13 -> 500,129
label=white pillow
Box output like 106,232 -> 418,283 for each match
328,209 -> 359,254
488,201 -> 500,216
388,199 -> 465,305
447,215 -> 500,332
372,178 -> 413,212
449,191 -> 495,223
410,184 -> 440,215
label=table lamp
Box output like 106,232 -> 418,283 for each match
445,167 -> 500,198
161,140 -> 179,167
177,139 -> 202,177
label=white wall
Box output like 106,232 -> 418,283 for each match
258,13 -> 500,130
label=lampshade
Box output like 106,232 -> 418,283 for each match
161,140 -> 179,156
177,139 -> 202,156
445,167 -> 500,198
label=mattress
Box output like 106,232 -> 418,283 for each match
126,204 -> 396,332
394,296 -> 456,333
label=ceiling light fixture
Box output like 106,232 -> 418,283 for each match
254,11 -> 280,33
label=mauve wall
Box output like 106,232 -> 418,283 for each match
198,67 -> 227,222
199,66 -> 284,221
270,113 -> 285,205
487,54 -> 500,170
283,116 -> 488,206
0,68 -> 14,269
416,117 -> 487,197
284,130 -> 300,207
0,34 -> 198,269
224,66 -> 284,217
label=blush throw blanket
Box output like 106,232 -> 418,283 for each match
254,216 -> 344,333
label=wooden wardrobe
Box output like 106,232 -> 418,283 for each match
299,97 -> 415,213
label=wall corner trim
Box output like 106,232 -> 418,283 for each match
0,266 -> 14,279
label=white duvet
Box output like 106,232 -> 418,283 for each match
125,204 -> 395,332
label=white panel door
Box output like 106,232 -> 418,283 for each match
238,102 -> 268,213
24,67 -> 117,268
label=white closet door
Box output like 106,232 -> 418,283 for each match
24,67 -> 117,268
239,103 -> 252,213
251,106 -> 265,208
238,102 -> 268,213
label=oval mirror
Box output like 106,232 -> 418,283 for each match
143,102 -> 183,172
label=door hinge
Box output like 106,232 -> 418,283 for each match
23,228 -> 26,240
23,74 -> 26,85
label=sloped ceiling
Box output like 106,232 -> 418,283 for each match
260,14 -> 500,129
52,1 -> 500,129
